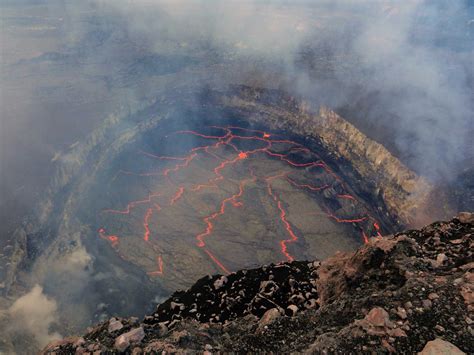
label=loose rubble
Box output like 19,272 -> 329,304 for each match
43,213 -> 473,354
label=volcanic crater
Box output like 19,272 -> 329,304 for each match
5,86 -> 427,330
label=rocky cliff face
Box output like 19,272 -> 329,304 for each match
43,212 -> 473,354
220,86 -> 441,229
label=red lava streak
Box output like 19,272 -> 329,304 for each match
170,187 -> 184,205
276,201 -> 298,262
102,192 -> 161,214
204,249 -> 230,275
148,256 -> 164,276
374,222 -> 383,238
196,174 -> 254,250
264,173 -> 298,262
99,228 -> 119,247
143,208 -> 153,242
99,125 -> 384,276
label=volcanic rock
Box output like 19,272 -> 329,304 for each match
396,307 -> 408,319
457,212 -> 474,224
286,304 -> 298,316
257,308 -> 281,332
114,327 -> 145,352
108,318 -> 124,333
43,216 -> 473,353
365,307 -> 391,327
419,339 -> 465,355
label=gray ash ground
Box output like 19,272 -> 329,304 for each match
43,213 -> 473,354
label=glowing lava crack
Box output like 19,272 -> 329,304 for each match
98,125 -> 384,278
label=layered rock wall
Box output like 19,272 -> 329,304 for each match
220,87 -> 434,228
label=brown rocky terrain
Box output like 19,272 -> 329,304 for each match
43,212 -> 473,354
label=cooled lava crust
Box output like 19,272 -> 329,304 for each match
95,123 -> 385,282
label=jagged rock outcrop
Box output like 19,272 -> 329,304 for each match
43,213 -> 473,354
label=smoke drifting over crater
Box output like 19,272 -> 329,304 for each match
1,0 -> 472,228
52,0 -> 473,179
7,285 -> 61,348
0,1 -> 473,353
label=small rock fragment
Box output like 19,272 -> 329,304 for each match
115,327 -> 145,352
396,307 -> 407,320
435,254 -> 447,267
213,276 -> 228,289
457,212 -> 474,224
389,328 -> 407,337
258,308 -> 281,331
418,339 -> 465,354
108,318 -> 124,333
382,339 -> 396,353
286,305 -> 298,316
366,307 -> 391,327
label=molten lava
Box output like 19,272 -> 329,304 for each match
99,125 -> 384,277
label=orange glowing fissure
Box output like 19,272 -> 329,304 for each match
98,125 -> 384,276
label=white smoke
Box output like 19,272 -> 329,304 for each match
8,284 -> 61,348
0,0 -> 472,352
345,1 -> 472,179
64,0 -> 472,180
